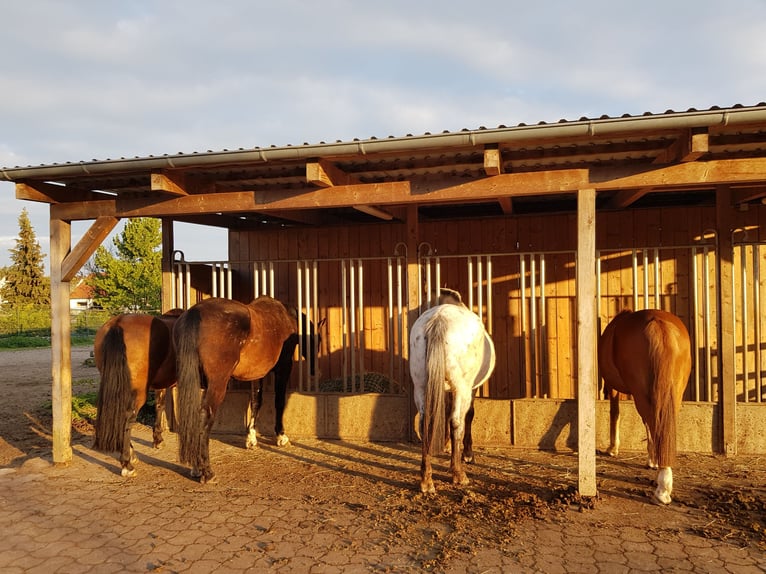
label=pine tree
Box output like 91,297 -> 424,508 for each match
88,218 -> 162,313
1,208 -> 49,306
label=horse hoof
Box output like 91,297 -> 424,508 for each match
121,467 -> 136,478
200,473 -> 217,485
453,476 -> 470,487
153,441 -> 164,450
276,434 -> 290,447
462,454 -> 474,464
652,492 -> 671,505
246,438 -> 258,449
420,482 -> 436,495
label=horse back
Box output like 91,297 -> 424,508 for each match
232,296 -> 298,381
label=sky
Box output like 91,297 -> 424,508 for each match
1,0 -> 765,271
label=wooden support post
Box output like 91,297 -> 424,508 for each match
406,204 -> 420,441
161,218 -> 175,312
716,185 -> 737,456
50,217 -> 72,464
576,188 -> 598,497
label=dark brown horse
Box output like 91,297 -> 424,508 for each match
92,309 -> 183,477
174,296 -> 319,484
598,308 -> 691,504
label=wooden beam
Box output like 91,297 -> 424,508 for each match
49,158 -> 766,221
15,181 -> 103,203
732,186 -> 766,204
151,170 -> 189,196
483,146 -> 503,176
593,157 -> 766,190
61,216 -> 119,282
354,205 -> 394,220
497,196 -> 513,214
306,159 -> 360,187
607,187 -> 650,209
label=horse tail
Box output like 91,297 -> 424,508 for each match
93,325 -> 135,453
646,318 -> 679,468
174,309 -> 204,465
423,316 -> 447,456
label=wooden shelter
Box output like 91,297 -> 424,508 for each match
4,103 -> 766,496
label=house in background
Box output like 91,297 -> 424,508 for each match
69,277 -> 97,312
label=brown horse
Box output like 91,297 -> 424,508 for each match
174,296 -> 318,484
92,309 -> 183,477
598,308 -> 691,504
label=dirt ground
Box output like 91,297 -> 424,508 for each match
1,346 -> 765,570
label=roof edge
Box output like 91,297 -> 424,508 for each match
3,104 -> 766,183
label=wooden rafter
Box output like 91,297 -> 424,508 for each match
151,170 -> 189,196
61,216 -> 119,282
484,145 -> 512,214
607,129 -> 711,208
15,181 -> 104,204
307,158 -> 395,220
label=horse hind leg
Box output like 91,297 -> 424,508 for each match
120,410 -> 139,478
606,388 -> 620,457
462,399 -> 476,464
152,389 -> 168,449
420,433 -> 436,494
246,380 -> 263,449
449,394 -> 471,487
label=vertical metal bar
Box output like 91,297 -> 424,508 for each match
692,248 -> 701,401
350,261 -> 356,390
297,261 -> 304,392
477,256 -> 484,322
740,245 -> 749,402
211,265 -> 218,298
435,257 -> 441,305
358,259 -> 365,391
755,246 -> 763,402
312,260 -> 319,394
540,253 -> 548,398
487,255 -> 494,335
342,260 -> 348,384
703,246 -> 712,400
467,258 -> 474,310
227,264 -> 232,299
653,248 -> 660,309
184,264 -> 190,308
397,256 -> 404,392
425,257 -> 432,309
632,249 -> 639,311
387,258 -> 394,389
520,254 -> 529,398
643,249 -> 649,310
529,253 -> 542,398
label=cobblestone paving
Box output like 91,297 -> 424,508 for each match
1,426 -> 764,573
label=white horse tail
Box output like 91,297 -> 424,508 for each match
423,315 -> 448,456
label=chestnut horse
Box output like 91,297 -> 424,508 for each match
174,296 -> 319,484
410,288 -> 496,494
93,309 -> 183,477
598,309 -> 691,504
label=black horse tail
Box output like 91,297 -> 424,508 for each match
647,317 -> 679,469
174,309 -> 204,466
423,315 -> 447,456
93,325 -> 134,453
